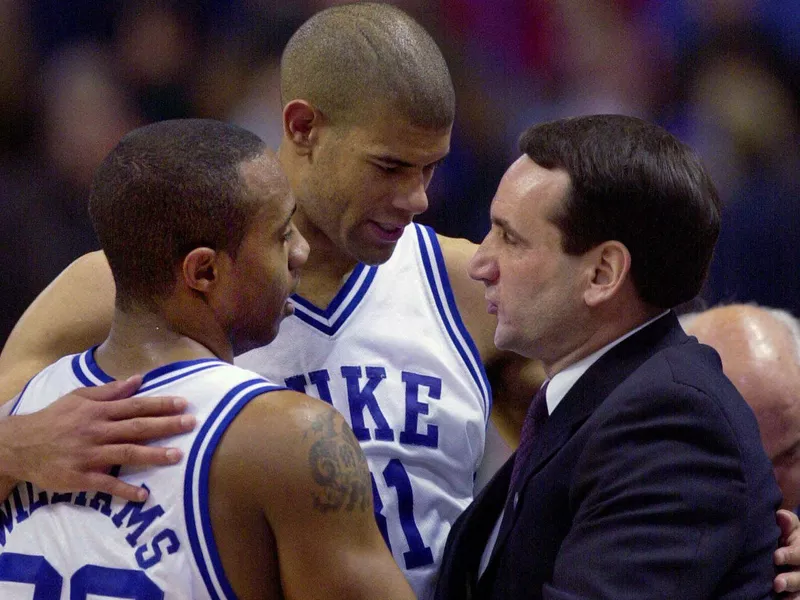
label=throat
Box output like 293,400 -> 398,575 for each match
294,268 -> 356,310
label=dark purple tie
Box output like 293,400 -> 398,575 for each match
508,380 -> 550,493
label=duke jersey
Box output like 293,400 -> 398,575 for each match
236,223 -> 492,599
1,349 -> 284,599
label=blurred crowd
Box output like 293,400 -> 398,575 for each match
1,0 -> 798,345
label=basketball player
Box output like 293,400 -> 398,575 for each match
0,119 -> 414,599
1,4 -> 800,597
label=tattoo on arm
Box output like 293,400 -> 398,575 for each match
305,411 -> 371,513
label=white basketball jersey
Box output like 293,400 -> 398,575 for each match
236,223 -> 491,599
2,350 -> 283,599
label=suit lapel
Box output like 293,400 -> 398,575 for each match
441,457 -> 514,595
485,312 -> 687,569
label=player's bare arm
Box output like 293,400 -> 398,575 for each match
0,250 -> 116,400
210,390 -> 415,600
438,233 -> 545,446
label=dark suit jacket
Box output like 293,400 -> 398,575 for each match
436,312 -> 781,600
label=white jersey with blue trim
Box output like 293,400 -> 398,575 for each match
1,349 -> 283,599
236,223 -> 491,599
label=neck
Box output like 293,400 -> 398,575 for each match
292,208 -> 361,304
94,306 -> 230,380
544,304 -> 666,377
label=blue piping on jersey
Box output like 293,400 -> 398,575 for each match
291,264 -> 379,336
73,351 -> 114,386
72,348 -> 228,394
9,378 -> 34,416
291,261 -> 368,316
184,379 -> 285,600
415,224 -> 493,424
138,364 -> 226,394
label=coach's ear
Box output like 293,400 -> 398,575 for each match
182,247 -> 220,296
583,240 -> 631,307
283,99 -> 324,156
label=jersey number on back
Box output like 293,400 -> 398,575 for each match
0,553 -> 162,599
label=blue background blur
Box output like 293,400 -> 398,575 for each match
1,0 -> 798,345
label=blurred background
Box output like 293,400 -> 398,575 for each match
1,0 -> 798,346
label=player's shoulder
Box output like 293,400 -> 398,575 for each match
213,390 -> 364,503
218,388 -> 347,459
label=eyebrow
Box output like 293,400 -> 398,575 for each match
491,215 -> 525,240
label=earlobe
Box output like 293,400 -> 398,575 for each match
283,100 -> 321,155
183,248 -> 219,295
583,242 -> 631,307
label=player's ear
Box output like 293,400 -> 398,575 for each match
583,240 -> 631,307
283,100 -> 324,156
182,247 -> 220,295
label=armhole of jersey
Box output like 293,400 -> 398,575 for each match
183,379 -> 286,600
413,224 -> 492,424
8,378 -> 33,416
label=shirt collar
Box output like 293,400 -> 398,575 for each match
543,311 -> 669,415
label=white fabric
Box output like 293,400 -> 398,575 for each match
237,223 -> 490,599
4,350 -> 282,599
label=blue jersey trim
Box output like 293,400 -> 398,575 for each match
183,379 -> 285,599
291,262 -> 368,317
290,264 -> 378,336
141,358 -> 222,385
83,346 -> 115,384
71,349 -> 228,394
9,379 -> 33,416
414,224 -> 493,422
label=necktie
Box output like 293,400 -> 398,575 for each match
508,380 -> 550,494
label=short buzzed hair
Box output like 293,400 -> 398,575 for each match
281,2 -> 454,130
89,119 -> 268,310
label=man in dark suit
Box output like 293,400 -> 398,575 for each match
435,115 -> 782,599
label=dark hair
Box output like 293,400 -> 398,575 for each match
89,118 -> 267,310
281,2 -> 454,130
519,114 -> 721,309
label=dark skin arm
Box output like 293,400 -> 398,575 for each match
210,391 -> 415,600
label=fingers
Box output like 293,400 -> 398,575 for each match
77,375 -> 144,402
98,414 -> 197,444
778,509 -> 800,543
775,571 -> 800,595
776,545 -> 800,569
103,394 -> 190,421
82,472 -> 151,503
86,443 -> 186,469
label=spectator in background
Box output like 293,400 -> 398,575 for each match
2,0 -> 798,346
682,304 -> 800,512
